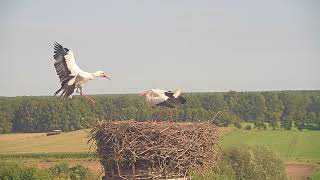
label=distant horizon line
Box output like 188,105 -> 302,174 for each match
1,89 -> 319,97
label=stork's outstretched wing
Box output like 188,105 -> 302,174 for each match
53,42 -> 83,86
153,89 -> 186,108
53,42 -> 83,98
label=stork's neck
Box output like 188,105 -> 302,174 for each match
93,72 -> 101,77
87,73 -> 96,80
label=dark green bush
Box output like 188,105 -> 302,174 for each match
254,120 -> 267,130
224,145 -> 287,180
244,124 -> 252,130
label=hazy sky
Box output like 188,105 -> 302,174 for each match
1,0 -> 319,96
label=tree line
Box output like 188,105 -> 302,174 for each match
0,90 -> 319,133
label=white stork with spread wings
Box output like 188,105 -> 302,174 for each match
53,42 -> 110,104
140,88 -> 186,121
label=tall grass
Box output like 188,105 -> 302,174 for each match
309,167 -> 320,180
192,160 -> 236,180
0,161 -> 52,179
0,152 -> 96,160
49,162 -> 94,180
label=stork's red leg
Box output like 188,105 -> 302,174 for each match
154,109 -> 161,122
158,109 -> 164,122
80,92 -> 96,105
169,109 -> 173,122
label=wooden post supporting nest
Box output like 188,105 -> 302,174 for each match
90,120 -> 220,179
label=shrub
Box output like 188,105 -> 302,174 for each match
69,164 -> 93,180
234,122 -> 242,129
244,125 -> 252,130
49,162 -> 69,178
192,159 -> 236,180
254,120 -> 267,130
224,145 -> 287,180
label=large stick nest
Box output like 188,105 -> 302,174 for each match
90,120 -> 220,179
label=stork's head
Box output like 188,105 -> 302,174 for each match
94,71 -> 111,80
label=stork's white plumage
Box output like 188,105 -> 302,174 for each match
52,42 -> 110,104
140,88 -> 186,121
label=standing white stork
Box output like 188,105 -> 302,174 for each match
140,88 -> 186,121
52,42 -> 110,104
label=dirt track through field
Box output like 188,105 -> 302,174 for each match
285,162 -> 315,180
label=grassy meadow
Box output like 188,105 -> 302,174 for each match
222,130 -> 320,162
1,128 -> 320,162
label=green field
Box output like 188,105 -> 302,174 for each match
222,130 -> 320,162
1,128 -> 320,162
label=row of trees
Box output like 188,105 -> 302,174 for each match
0,90 -> 319,133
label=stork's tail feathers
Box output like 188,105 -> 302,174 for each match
62,84 -> 75,100
54,75 -> 76,97
54,83 -> 75,100
54,87 -> 64,96
58,84 -> 75,100
176,96 -> 186,104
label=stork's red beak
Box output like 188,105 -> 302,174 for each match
103,75 -> 111,80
